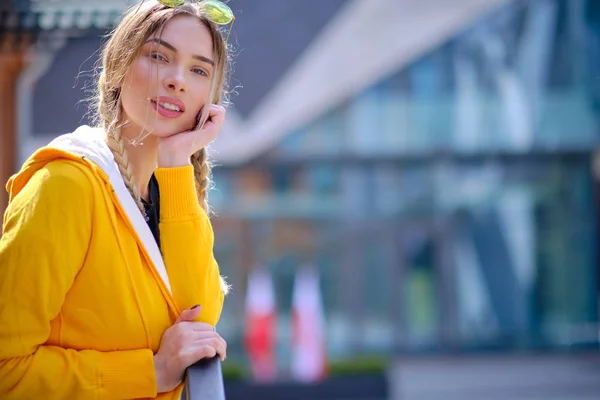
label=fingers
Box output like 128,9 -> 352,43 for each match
171,319 -> 226,353
175,305 -> 202,324
206,104 -> 225,119
202,104 -> 225,129
193,333 -> 227,360
176,321 -> 215,332
177,344 -> 217,368
156,307 -> 227,390
178,329 -> 227,362
168,305 -> 227,369
178,326 -> 226,352
191,341 -> 226,363
179,340 -> 226,367
191,345 -> 217,362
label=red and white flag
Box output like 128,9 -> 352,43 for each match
244,266 -> 277,382
290,265 -> 327,382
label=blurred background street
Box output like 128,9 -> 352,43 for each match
1,0 -> 600,398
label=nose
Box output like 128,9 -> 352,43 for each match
163,66 -> 186,92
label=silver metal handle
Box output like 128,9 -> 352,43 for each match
184,357 -> 225,400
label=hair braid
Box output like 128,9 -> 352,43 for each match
103,95 -> 146,217
190,148 -> 212,215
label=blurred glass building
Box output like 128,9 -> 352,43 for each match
209,0 -> 600,366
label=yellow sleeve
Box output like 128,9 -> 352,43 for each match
0,161 -> 157,400
154,165 -> 225,327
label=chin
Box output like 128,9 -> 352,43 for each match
147,121 -> 190,137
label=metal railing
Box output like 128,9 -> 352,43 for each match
184,357 -> 226,400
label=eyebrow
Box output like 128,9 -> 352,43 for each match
145,38 -> 214,66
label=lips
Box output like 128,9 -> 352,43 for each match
150,96 -> 186,118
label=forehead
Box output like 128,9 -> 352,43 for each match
149,14 -> 214,59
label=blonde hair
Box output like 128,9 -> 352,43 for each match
94,0 -> 230,216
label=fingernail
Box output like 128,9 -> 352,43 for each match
191,304 -> 201,310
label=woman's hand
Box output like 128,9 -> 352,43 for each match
153,305 -> 227,394
157,104 -> 226,168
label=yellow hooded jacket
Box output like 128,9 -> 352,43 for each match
0,126 -> 225,399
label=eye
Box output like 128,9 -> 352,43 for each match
150,52 -> 167,62
192,68 -> 208,77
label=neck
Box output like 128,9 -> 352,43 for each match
120,124 -> 158,201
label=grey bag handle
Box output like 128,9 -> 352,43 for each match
184,356 -> 226,400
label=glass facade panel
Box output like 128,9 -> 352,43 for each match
272,0 -> 598,159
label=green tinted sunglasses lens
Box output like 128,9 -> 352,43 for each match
201,0 -> 234,25
156,0 -> 234,27
158,0 -> 185,6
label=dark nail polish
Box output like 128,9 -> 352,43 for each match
191,304 -> 201,310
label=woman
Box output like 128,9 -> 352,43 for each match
0,0 -> 234,398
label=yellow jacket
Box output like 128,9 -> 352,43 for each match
0,126 -> 226,399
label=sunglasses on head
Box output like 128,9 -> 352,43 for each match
158,0 -> 235,41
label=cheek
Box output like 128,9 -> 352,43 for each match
126,59 -> 153,95
124,59 -> 156,99
121,59 -> 156,120
189,80 -> 211,111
